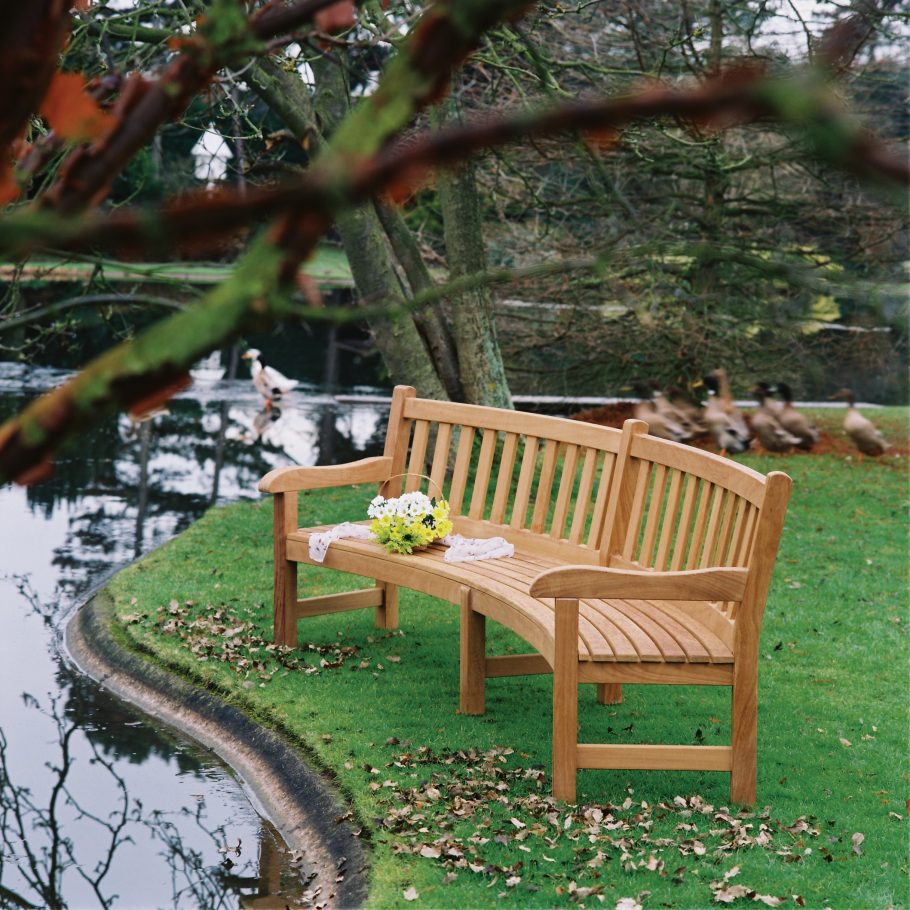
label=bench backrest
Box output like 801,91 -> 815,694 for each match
602,421 -> 781,619
382,387 -> 790,624
382,387 -> 623,564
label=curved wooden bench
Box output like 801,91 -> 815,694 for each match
259,386 -> 791,804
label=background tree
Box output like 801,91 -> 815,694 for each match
0,0 -> 905,485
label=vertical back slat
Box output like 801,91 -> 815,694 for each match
490,432 -> 519,525
586,452 -> 616,549
405,420 -> 431,492
530,439 -> 560,533
448,425 -> 476,515
550,443 -> 580,539
724,497 -> 749,566
654,468 -> 683,570
601,420 -> 649,561
638,463 -> 668,566
381,385 -> 417,497
718,496 -> 746,616
569,448 -> 599,545
698,485 -> 726,568
733,503 -> 759,566
511,436 -> 539,530
713,489 -> 737,565
621,459 -> 652,562
469,428 -> 498,520
685,481 -> 713,569
670,473 -> 699,570
429,421 -> 453,498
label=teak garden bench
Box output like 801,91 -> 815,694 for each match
258,386 -> 791,804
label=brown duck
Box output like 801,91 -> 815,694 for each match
774,382 -> 818,451
750,385 -> 803,452
830,389 -> 889,456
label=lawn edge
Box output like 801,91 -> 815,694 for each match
64,585 -> 369,909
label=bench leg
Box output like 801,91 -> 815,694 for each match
596,683 -> 622,705
273,492 -> 298,648
552,598 -> 579,803
730,674 -> 757,805
375,581 -> 399,629
459,587 -> 485,715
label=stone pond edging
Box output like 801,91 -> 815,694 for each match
65,588 -> 369,908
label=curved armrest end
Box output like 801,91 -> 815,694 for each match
530,566 -> 748,602
258,456 -> 393,494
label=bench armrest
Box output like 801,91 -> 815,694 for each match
258,456 -> 393,494
529,566 -> 748,602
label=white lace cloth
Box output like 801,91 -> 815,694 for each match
440,533 -> 515,563
308,522 -> 374,563
307,523 -> 515,564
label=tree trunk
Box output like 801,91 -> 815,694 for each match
249,56 -> 446,399
374,200 -> 463,400
436,97 -> 512,409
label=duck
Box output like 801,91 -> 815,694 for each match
666,384 -> 708,437
242,348 -> 298,408
829,388 -> 888,456
774,382 -> 818,450
754,381 -> 783,416
632,382 -> 688,442
648,381 -> 700,441
701,369 -> 751,454
750,385 -> 803,452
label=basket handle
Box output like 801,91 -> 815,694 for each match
381,472 -> 445,500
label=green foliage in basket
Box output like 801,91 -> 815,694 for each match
367,491 -> 454,555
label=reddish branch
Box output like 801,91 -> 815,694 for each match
3,65 -> 906,261
0,0 -> 535,486
0,2 -> 70,151
37,0 -> 362,215
0,1 -> 70,201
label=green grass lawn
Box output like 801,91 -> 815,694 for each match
105,408 -> 909,909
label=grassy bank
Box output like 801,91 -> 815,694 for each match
105,409 -> 908,909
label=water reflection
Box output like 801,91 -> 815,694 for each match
0,366 -> 388,909
0,689 -> 286,910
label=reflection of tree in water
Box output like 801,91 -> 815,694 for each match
0,694 -> 306,910
0,695 -> 132,910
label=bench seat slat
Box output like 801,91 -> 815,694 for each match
287,525 -> 733,666
581,596 -> 685,662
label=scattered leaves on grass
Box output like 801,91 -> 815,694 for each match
142,599 -> 403,682
363,744 -> 830,903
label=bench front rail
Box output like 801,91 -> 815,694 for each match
259,386 -> 791,804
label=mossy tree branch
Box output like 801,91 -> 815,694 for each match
0,0 -> 535,485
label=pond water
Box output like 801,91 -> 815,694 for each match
0,360 -> 388,910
